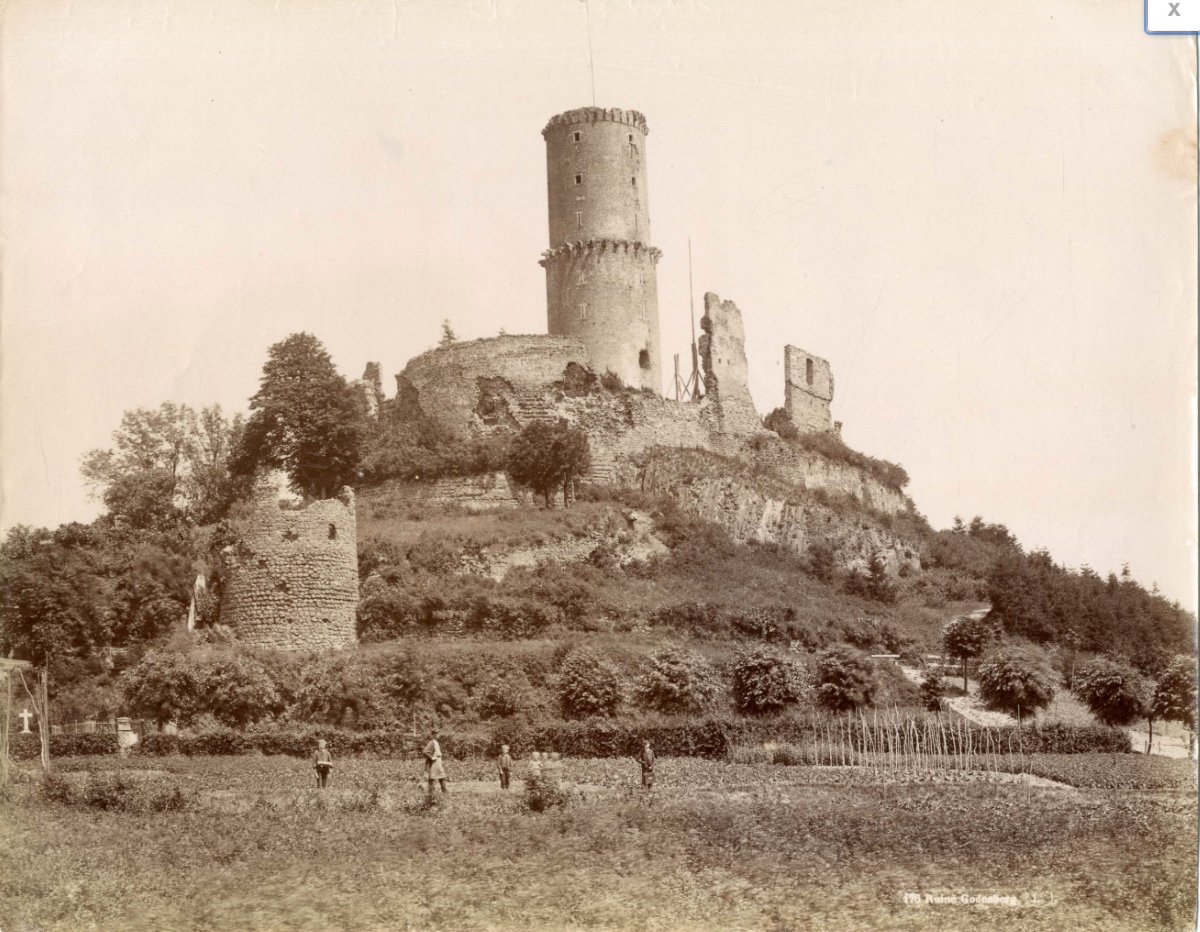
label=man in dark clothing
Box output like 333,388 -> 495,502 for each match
639,740 -> 655,789
314,739 -> 334,789
496,744 -> 514,790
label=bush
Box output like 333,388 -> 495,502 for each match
11,732 -> 119,761
813,647 -> 876,712
490,718 -> 730,759
558,650 -> 624,718
1073,658 -> 1149,727
920,670 -> 946,713
730,648 -> 807,714
42,772 -> 189,812
977,646 -> 1056,718
634,648 -> 723,714
523,771 -> 569,812
121,648 -> 281,728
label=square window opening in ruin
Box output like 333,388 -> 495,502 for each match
631,176 -> 636,186
574,174 -> 582,186
806,357 -> 814,386
638,349 -> 651,370
572,131 -> 581,142
628,133 -> 633,142
328,523 -> 337,540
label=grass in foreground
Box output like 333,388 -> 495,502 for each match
1,754 -> 1195,932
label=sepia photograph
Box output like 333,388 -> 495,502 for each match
1,1 -> 1197,929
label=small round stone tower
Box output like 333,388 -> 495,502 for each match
540,107 -> 662,393
219,486 -> 359,651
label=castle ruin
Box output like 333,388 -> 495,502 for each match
540,108 -> 662,393
220,486 -> 359,651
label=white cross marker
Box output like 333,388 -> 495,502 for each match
18,708 -> 33,733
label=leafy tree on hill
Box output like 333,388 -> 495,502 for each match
558,649 -> 624,718
230,333 -> 369,500
505,419 -> 591,508
942,613 -> 995,691
634,647 -> 723,714
81,403 -> 245,530
1072,658 -> 1149,727
976,646 -> 1056,719
813,646 -> 876,712
1151,656 -> 1197,756
121,648 -> 281,728
731,648 -> 806,714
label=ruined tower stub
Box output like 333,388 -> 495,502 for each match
784,345 -> 835,433
540,107 -> 662,393
220,486 -> 359,651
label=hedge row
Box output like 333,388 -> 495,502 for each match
127,717 -> 1128,760
10,733 -> 120,760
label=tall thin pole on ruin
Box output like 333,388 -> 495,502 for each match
684,236 -> 704,401
584,0 -> 597,107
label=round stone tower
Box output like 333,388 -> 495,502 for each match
540,107 -> 662,393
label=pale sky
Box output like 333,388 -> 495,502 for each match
2,0 -> 1196,610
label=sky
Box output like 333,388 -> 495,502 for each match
2,0 -> 1196,610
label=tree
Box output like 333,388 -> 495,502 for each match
865,553 -> 897,604
230,333 -> 369,499
805,541 -> 837,583
1152,656 -> 1197,755
813,646 -> 876,712
942,613 -> 995,691
763,407 -> 798,440
558,649 -> 623,718
920,669 -> 946,712
976,646 -> 1056,718
730,648 -> 806,714
634,648 -> 722,714
121,648 -> 280,728
82,403 -> 245,530
439,320 -> 458,346
505,419 -> 591,508
1072,658 -> 1149,727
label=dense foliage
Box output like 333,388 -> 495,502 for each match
941,613 -> 996,690
1072,657 -> 1149,727
976,646 -> 1056,718
557,649 -> 624,718
230,333 -> 369,499
812,646 -> 876,711
634,648 -> 723,713
730,648 -> 807,714
505,419 -> 591,508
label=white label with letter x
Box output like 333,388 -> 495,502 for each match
1147,0 -> 1199,32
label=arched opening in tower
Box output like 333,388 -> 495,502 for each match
639,349 -> 651,370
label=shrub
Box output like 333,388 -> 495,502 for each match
1073,658 -> 1149,727
523,771 -> 569,812
634,648 -> 723,714
11,732 -> 119,761
919,670 -> 946,713
763,407 -> 799,440
558,650 -> 623,718
1152,655 -> 1197,730
599,370 -> 625,391
942,613 -> 996,690
730,648 -> 807,714
121,648 -> 280,728
977,646 -> 1056,718
813,647 -> 876,712
804,542 -> 837,582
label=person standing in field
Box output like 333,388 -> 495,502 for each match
496,744 -> 514,790
423,728 -> 448,797
314,739 -> 334,789
638,740 -> 655,789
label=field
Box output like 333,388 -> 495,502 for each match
2,753 -> 1195,931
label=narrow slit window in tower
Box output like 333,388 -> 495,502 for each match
328,523 -> 337,540
577,270 -> 587,285
806,358 -> 814,386
638,349 -> 651,370
578,302 -> 589,320
575,211 -> 583,229
574,174 -> 582,186
572,131 -> 581,142
631,176 -> 637,186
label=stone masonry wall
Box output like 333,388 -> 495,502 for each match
221,488 -> 359,651
698,293 -> 766,437
784,345 -> 834,433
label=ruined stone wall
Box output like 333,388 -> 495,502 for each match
367,473 -> 527,512
698,293 -> 766,437
220,488 -> 359,651
784,345 -> 834,433
396,335 -> 589,437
